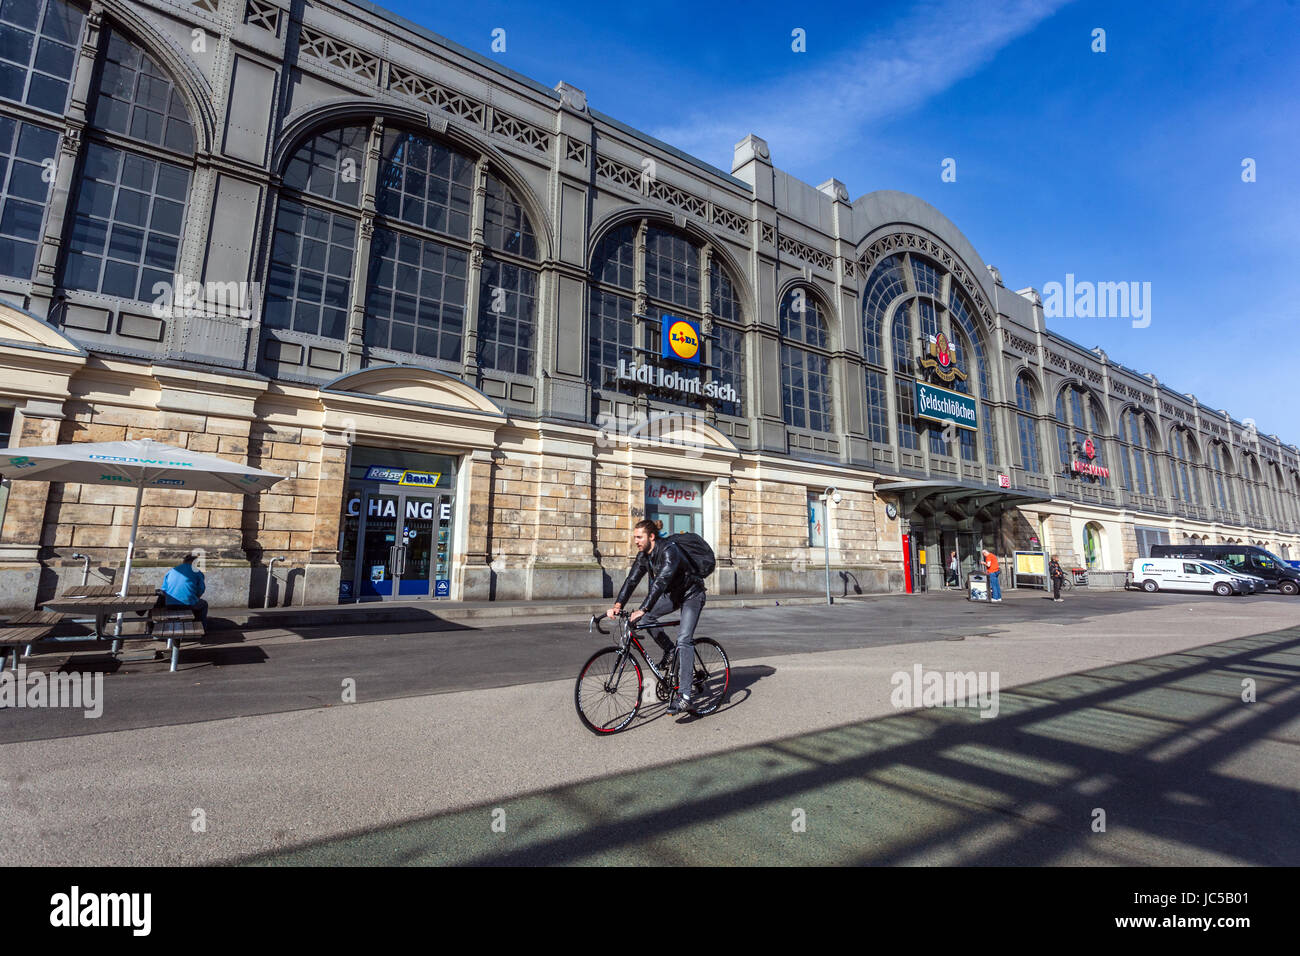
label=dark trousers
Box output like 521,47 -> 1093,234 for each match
641,589 -> 706,696
1051,577 -> 1062,600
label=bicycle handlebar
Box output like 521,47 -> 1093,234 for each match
588,611 -> 681,636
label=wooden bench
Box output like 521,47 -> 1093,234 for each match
0,611 -> 75,668
149,616 -> 205,672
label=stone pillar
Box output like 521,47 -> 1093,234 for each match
0,404 -> 64,610
458,448 -> 494,599
302,429 -> 348,606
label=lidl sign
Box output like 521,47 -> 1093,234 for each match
661,314 -> 700,365
915,382 -> 977,431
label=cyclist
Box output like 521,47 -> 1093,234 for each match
607,518 -> 706,715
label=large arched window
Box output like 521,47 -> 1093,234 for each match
861,255 -> 905,444
1208,442 -> 1236,513
587,221 -> 744,417
1169,426 -> 1201,505
475,170 -> 539,375
865,251 -> 996,464
780,286 -> 833,432
1054,383 -> 1108,474
0,0 -> 85,280
1116,407 -> 1161,497
1240,452 -> 1265,521
265,125 -> 365,341
265,122 -> 539,374
1269,462 -> 1291,529
1015,373 -> 1042,473
59,25 -> 195,303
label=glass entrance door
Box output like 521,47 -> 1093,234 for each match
346,489 -> 453,601
359,491 -> 400,599
396,495 -> 436,597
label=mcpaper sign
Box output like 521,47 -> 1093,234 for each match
645,480 -> 701,504
661,314 -> 701,364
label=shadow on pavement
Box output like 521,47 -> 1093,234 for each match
241,627 -> 1300,866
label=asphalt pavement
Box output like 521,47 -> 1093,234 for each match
3,587 -> 1299,865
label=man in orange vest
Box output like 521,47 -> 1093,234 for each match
981,549 -> 1002,602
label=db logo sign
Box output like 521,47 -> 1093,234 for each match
661,315 -> 700,364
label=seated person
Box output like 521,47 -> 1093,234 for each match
161,553 -> 207,625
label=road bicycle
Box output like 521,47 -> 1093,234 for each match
1060,568 -> 1088,590
575,611 -> 730,735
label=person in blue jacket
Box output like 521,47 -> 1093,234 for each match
161,553 -> 207,624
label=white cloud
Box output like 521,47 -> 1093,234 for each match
651,0 -> 1075,171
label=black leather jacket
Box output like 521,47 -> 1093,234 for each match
616,539 -> 704,611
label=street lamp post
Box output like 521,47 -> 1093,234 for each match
820,486 -> 841,605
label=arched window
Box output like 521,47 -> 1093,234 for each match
1241,453 -> 1264,520
60,25 -> 195,303
476,169 -> 539,375
861,255 -> 906,444
265,122 -> 539,374
1169,426 -> 1201,505
265,125 -> 365,341
1208,442 -> 1235,513
780,286 -> 833,432
869,252 -> 997,466
0,0 -> 85,280
1015,374 -> 1042,473
587,221 -> 744,417
947,287 -> 996,466
1116,407 -> 1161,497
1054,383 -> 1107,474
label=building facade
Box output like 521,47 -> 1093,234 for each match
2,0 -> 1299,610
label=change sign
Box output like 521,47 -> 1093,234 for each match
915,382 -> 977,431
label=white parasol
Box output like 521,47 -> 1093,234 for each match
0,438 -> 286,596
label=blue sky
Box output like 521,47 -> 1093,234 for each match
383,0 -> 1300,440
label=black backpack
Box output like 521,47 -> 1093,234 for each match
666,532 -> 716,579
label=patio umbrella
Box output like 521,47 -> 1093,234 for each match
0,438 -> 286,596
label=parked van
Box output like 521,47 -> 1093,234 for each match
1149,544 -> 1300,594
1200,561 -> 1263,593
1132,558 -> 1245,596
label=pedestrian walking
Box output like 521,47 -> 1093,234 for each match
947,550 -> 959,588
1049,554 -> 1065,602
981,549 -> 1002,602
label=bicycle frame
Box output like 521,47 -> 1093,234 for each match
589,612 -> 682,690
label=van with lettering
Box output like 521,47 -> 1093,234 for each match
1149,544 -> 1300,595
1131,558 -> 1244,596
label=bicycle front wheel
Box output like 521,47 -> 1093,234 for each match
686,638 -> 730,716
575,647 -> 642,734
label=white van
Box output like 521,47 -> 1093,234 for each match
1132,558 -> 1244,596
1201,561 -> 1263,594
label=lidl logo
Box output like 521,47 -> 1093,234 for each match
661,315 -> 700,365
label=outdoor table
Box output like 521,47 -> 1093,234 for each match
56,584 -> 158,600
42,594 -> 160,652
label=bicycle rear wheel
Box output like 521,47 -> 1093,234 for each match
685,638 -> 729,715
575,647 -> 642,734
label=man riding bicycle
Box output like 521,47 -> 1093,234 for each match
607,518 -> 707,715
